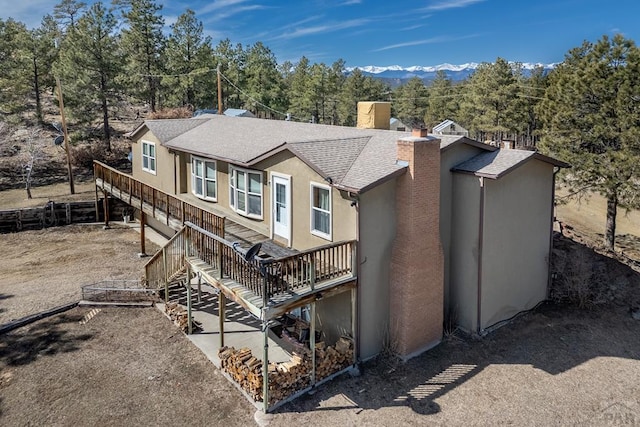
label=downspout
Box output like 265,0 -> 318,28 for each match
547,167 -> 560,297
173,151 -> 178,195
354,197 -> 361,365
476,177 -> 485,336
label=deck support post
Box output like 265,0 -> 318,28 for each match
197,272 -> 202,303
139,211 -> 147,256
262,319 -> 269,413
102,190 -> 110,228
186,265 -> 193,335
94,184 -> 99,222
310,302 -> 317,385
262,272 -> 269,413
219,291 -> 225,348
163,247 -> 168,303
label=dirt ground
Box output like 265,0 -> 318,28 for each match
0,224 -> 158,324
0,186 -> 639,425
0,181 -> 97,210
0,307 -> 256,426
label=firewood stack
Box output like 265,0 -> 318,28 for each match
267,353 -> 312,403
217,336 -> 355,405
164,302 -> 201,332
315,336 -> 354,381
218,346 -> 264,401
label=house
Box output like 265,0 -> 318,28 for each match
433,119 -> 469,137
93,102 -> 567,410
389,117 -> 407,131
223,108 -> 256,118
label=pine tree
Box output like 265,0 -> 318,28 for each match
56,2 -> 124,149
538,34 -> 640,250
392,77 -> 428,129
163,9 -> 214,109
25,15 -> 60,124
214,39 -> 246,110
113,0 -> 165,112
243,42 -> 286,117
288,56 -> 314,122
459,58 -> 523,141
0,18 -> 31,116
53,0 -> 87,30
424,70 -> 458,130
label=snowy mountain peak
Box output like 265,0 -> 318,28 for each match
347,62 -> 555,74
344,62 -> 556,86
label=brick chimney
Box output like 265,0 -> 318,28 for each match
389,134 -> 444,358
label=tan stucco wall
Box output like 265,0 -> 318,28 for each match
357,178 -> 396,360
480,160 -> 553,329
131,129 -> 176,193
440,144 -> 485,319
449,173 -> 481,333
176,149 -> 357,251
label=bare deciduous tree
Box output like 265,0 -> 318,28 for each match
18,127 -> 47,199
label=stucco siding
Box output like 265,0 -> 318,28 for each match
440,144 -> 485,319
480,160 -> 553,329
176,149 -> 356,251
131,130 -> 176,192
258,150 -> 357,250
357,178 -> 396,359
450,173 -> 481,333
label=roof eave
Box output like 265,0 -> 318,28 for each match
441,137 -> 496,153
337,166 -> 408,195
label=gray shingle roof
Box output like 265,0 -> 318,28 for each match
153,115 -> 411,192
452,149 -> 567,179
141,118 -> 209,143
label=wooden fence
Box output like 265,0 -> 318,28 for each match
0,199 -> 125,233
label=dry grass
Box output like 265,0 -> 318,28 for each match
0,181 -> 96,210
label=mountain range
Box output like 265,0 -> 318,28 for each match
346,63 -> 557,86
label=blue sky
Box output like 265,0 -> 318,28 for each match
3,0 -> 640,67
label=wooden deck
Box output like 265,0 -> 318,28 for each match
94,161 -> 357,316
187,255 -> 356,320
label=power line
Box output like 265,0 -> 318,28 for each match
218,70 -> 299,121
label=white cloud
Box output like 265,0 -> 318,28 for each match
372,34 -> 480,51
423,0 -> 485,11
270,18 -> 371,40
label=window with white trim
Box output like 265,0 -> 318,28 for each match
191,157 -> 217,201
229,166 -> 263,219
310,182 -> 331,240
141,141 -> 156,174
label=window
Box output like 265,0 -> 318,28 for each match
229,166 -> 263,219
141,141 -> 156,174
310,182 -> 331,240
192,157 -> 217,201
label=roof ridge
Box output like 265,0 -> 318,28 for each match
339,135 -> 376,185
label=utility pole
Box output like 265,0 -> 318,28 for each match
217,64 -> 223,115
55,76 -> 75,195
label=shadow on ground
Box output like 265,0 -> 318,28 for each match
0,312 -> 93,366
0,294 -> 12,315
273,235 -> 640,416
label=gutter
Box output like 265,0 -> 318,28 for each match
476,177 -> 485,336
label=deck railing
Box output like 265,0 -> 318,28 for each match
93,161 -> 225,236
95,161 -> 356,303
184,222 -> 356,301
145,226 -> 188,291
